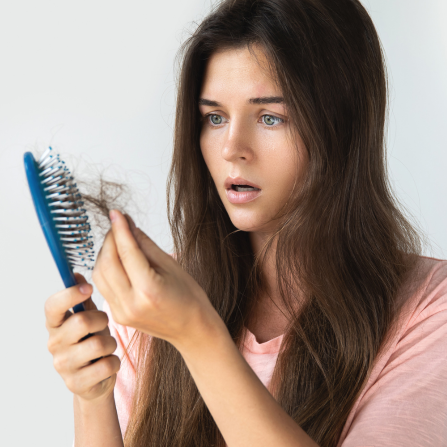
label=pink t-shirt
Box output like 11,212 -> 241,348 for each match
102,256 -> 447,446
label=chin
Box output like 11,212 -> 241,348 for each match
227,211 -> 272,233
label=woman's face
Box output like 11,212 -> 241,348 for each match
199,45 -> 308,235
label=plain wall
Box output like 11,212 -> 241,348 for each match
0,0 -> 445,445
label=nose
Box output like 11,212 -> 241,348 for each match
221,120 -> 255,163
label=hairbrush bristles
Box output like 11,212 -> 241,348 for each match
37,147 -> 95,270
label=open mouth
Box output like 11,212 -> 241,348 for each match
231,184 -> 261,192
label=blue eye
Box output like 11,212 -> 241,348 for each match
208,114 -> 223,125
262,115 -> 284,126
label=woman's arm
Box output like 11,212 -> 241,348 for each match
74,393 -> 124,447
177,317 -> 320,447
92,211 -> 319,446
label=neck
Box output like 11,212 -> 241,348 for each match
249,231 -> 279,301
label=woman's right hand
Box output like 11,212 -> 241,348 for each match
45,273 -> 121,403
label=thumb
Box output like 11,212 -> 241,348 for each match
74,272 -> 97,311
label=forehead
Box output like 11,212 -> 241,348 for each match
200,46 -> 281,98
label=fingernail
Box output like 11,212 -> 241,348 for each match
79,284 -> 91,294
109,210 -> 118,222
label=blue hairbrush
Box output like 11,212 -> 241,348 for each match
24,147 -> 95,314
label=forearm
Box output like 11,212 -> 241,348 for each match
74,392 -> 124,447
178,319 -> 319,447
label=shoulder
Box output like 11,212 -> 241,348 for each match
396,255 -> 447,359
390,256 -> 447,364
337,256 -> 447,446
404,256 -> 447,326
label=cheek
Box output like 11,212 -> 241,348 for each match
273,165 -> 297,201
264,145 -> 305,201
200,132 -> 220,178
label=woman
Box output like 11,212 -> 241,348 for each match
45,0 -> 447,446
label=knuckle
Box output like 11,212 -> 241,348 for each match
103,355 -> 120,376
111,355 -> 121,373
151,271 -> 165,295
123,304 -> 140,324
110,309 -> 127,327
103,336 -> 117,356
73,313 -> 90,334
99,311 -> 109,328
139,281 -> 157,303
90,336 -> 105,353
47,336 -> 58,354
67,372 -> 89,396
140,290 -> 161,311
110,336 -> 118,352
53,354 -> 65,373
65,376 -> 77,393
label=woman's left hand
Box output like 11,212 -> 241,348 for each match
92,210 -> 223,351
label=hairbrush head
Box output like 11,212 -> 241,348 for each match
24,147 -> 95,294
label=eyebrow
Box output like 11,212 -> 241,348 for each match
198,96 -> 284,106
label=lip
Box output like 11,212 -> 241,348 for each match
224,176 -> 261,190
225,188 -> 261,204
224,176 -> 262,204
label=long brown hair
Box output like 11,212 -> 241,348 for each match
123,1 -> 422,446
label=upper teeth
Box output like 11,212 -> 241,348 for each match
233,185 -> 259,192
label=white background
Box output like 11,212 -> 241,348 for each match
0,0 -> 446,445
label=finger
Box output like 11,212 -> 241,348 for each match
124,213 -> 137,231
74,274 -> 99,312
53,335 -> 117,375
80,296 -> 97,312
111,210 -> 170,272
65,355 -> 121,396
74,273 -> 87,284
73,273 -> 98,311
132,227 -> 171,271
45,283 -> 93,330
93,229 -> 131,298
109,210 -> 158,289
63,310 -> 110,345
71,334 -> 118,369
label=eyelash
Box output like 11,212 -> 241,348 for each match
204,114 -> 285,128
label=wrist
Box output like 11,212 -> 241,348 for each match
74,385 -> 115,412
74,384 -> 124,447
173,305 -> 230,357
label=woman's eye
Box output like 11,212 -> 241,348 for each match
205,113 -> 284,127
208,114 -> 223,125
262,115 -> 284,126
